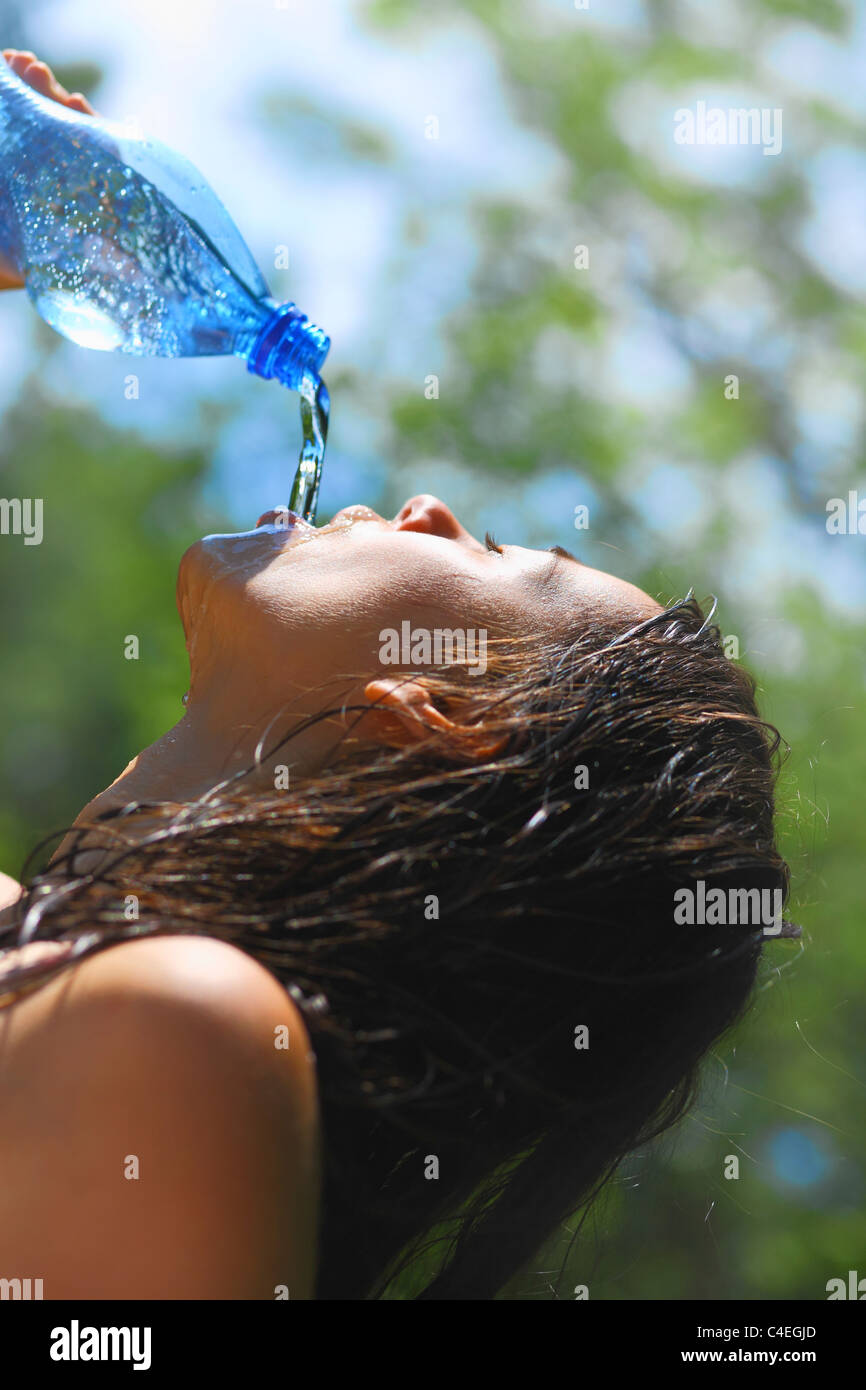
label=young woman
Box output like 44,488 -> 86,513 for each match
0,52 -> 793,1301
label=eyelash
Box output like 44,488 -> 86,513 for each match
484,531 -> 504,555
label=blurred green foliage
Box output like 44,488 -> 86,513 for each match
0,0 -> 863,1300
0,381 -> 210,873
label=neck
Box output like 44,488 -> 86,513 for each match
50,678 -> 364,872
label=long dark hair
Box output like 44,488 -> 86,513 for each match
0,595 -> 793,1299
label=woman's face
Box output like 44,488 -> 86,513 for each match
176,495 -> 661,719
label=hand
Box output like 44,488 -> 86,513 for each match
0,50 -> 96,291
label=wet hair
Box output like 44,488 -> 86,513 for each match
0,595 -> 793,1299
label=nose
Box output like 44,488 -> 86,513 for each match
392,494 -> 473,543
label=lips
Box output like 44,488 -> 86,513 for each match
255,507 -> 302,530
252,503 -> 384,536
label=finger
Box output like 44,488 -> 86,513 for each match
20,59 -> 55,99
7,50 -> 38,77
2,51 -> 94,115
66,92 -> 94,115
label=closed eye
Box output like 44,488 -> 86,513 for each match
483,535 -> 579,567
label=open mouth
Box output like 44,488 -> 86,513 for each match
243,502 -> 384,541
255,507 -> 304,530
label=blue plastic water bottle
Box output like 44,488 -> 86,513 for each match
0,59 -> 330,519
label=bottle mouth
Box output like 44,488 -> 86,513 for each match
247,302 -> 330,390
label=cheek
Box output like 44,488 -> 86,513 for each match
193,542 -> 496,675
257,551 -> 454,632
346,549 -> 478,622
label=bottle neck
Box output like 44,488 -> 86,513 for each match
247,302 -> 330,391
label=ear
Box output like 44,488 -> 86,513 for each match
362,678 -> 456,747
362,678 -> 509,761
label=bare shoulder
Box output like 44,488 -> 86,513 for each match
0,935 -> 320,1298
2,933 -> 318,1085
44,931 -> 312,1032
